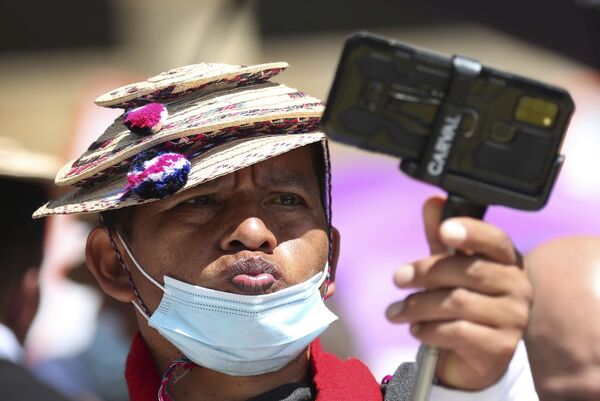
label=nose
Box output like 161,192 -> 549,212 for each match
220,217 -> 277,253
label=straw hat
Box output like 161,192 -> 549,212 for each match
34,62 -> 326,218
0,137 -> 62,182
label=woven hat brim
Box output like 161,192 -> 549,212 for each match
33,132 -> 325,218
57,83 -> 323,187
95,62 -> 289,108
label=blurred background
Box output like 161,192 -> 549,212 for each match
2,1 -> 599,400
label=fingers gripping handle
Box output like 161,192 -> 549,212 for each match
409,194 -> 487,401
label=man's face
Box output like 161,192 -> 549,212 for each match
123,145 -> 330,309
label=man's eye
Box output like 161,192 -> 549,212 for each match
184,195 -> 215,206
273,194 -> 303,206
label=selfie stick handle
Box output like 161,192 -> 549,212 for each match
441,194 -> 487,221
410,345 -> 439,401
410,194 -> 487,401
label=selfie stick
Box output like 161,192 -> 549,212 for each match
408,55 -> 488,401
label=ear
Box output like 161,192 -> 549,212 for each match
86,226 -> 135,303
324,226 -> 341,299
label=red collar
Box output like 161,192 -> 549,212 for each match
308,339 -> 383,401
125,332 -> 382,401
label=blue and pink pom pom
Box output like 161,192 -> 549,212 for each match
127,151 -> 190,199
123,103 -> 168,136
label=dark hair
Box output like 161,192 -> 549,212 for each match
99,207 -> 134,240
0,178 -> 47,291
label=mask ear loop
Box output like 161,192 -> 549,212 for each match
115,231 -> 165,292
99,215 -> 152,319
321,263 -> 332,301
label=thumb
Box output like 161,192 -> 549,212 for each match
423,196 -> 446,255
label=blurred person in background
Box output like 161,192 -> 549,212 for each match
34,255 -> 137,401
0,137 -> 69,401
525,236 -> 600,401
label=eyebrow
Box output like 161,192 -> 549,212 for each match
186,171 -> 318,195
196,177 -> 225,190
266,172 -> 318,193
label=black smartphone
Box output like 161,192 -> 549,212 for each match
321,32 -> 575,211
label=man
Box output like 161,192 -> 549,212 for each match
525,236 -> 600,401
0,137 -> 70,401
35,62 -> 536,400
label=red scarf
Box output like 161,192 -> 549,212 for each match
125,333 -> 383,401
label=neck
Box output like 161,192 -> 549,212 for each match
155,347 -> 311,401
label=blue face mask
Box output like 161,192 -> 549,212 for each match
117,233 -> 338,376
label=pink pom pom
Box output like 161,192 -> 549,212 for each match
124,103 -> 168,136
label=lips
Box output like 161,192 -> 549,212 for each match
227,257 -> 281,295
